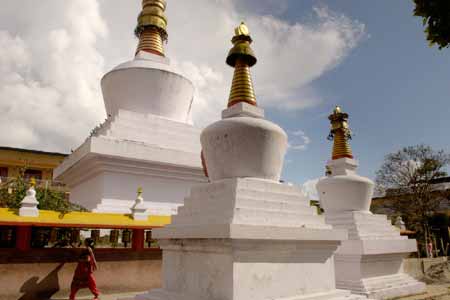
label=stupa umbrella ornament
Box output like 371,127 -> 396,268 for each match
327,106 -> 353,160
226,22 -> 257,107
135,0 -> 168,56
317,107 -> 426,299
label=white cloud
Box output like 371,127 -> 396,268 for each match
288,130 -> 311,151
0,0 -> 107,153
0,0 -> 365,153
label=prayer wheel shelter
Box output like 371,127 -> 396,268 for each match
0,208 -> 171,299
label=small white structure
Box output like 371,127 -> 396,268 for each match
394,216 -> 406,230
54,0 -> 206,215
19,179 -> 39,217
131,187 -> 149,221
317,107 -> 426,299
135,23 -> 366,300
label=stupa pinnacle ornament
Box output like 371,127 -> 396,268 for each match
135,0 -> 168,56
226,22 -> 257,107
327,106 -> 353,160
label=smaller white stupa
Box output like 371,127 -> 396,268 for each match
317,107 -> 426,299
135,22 -> 367,300
19,178 -> 39,217
54,0 -> 206,215
131,187 -> 149,221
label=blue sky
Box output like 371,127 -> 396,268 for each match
255,0 -> 450,184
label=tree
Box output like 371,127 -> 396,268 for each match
376,144 -> 450,254
413,0 -> 450,49
0,168 -> 85,214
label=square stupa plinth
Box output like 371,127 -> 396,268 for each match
134,178 -> 369,300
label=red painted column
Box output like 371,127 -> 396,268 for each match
132,229 -> 145,251
16,226 -> 32,251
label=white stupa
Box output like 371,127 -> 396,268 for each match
134,22 -> 367,300
317,107 -> 426,299
54,0 -> 206,215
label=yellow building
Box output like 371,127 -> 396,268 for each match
0,146 -> 67,182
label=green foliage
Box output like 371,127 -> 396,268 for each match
413,0 -> 450,49
0,173 -> 85,214
376,144 -> 450,245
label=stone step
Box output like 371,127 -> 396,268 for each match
235,189 -> 307,204
233,207 -> 324,224
177,203 -> 318,219
174,207 -> 325,227
114,111 -> 200,133
326,213 -> 388,223
236,196 -> 313,211
108,122 -> 200,139
104,127 -> 200,150
363,276 -> 418,291
331,223 -> 397,234
349,233 -> 403,240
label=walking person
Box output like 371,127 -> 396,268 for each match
69,238 -> 100,300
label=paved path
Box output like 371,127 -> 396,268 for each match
51,291 -> 144,300
50,285 -> 450,300
395,284 -> 450,300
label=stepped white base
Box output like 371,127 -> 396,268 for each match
326,212 -> 426,299
19,206 -> 39,217
54,110 -> 206,214
129,178 -> 360,300
335,273 -> 425,300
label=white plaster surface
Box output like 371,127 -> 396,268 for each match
317,158 -> 373,212
102,51 -> 194,124
19,187 -> 39,217
54,52 -> 206,215
318,159 -> 426,299
201,103 -> 288,182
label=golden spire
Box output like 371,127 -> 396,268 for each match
135,0 -> 168,57
137,186 -> 143,196
30,177 -> 36,188
327,106 -> 354,160
226,22 -> 257,107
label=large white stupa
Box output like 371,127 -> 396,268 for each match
317,107 -> 426,299
54,0 -> 206,215
134,22 -> 367,300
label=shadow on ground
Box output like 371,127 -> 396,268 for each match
17,263 -> 64,300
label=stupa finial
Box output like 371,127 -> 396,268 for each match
327,106 -> 353,160
135,0 -> 168,57
226,22 -> 257,107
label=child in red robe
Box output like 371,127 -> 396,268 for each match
69,238 -> 99,300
